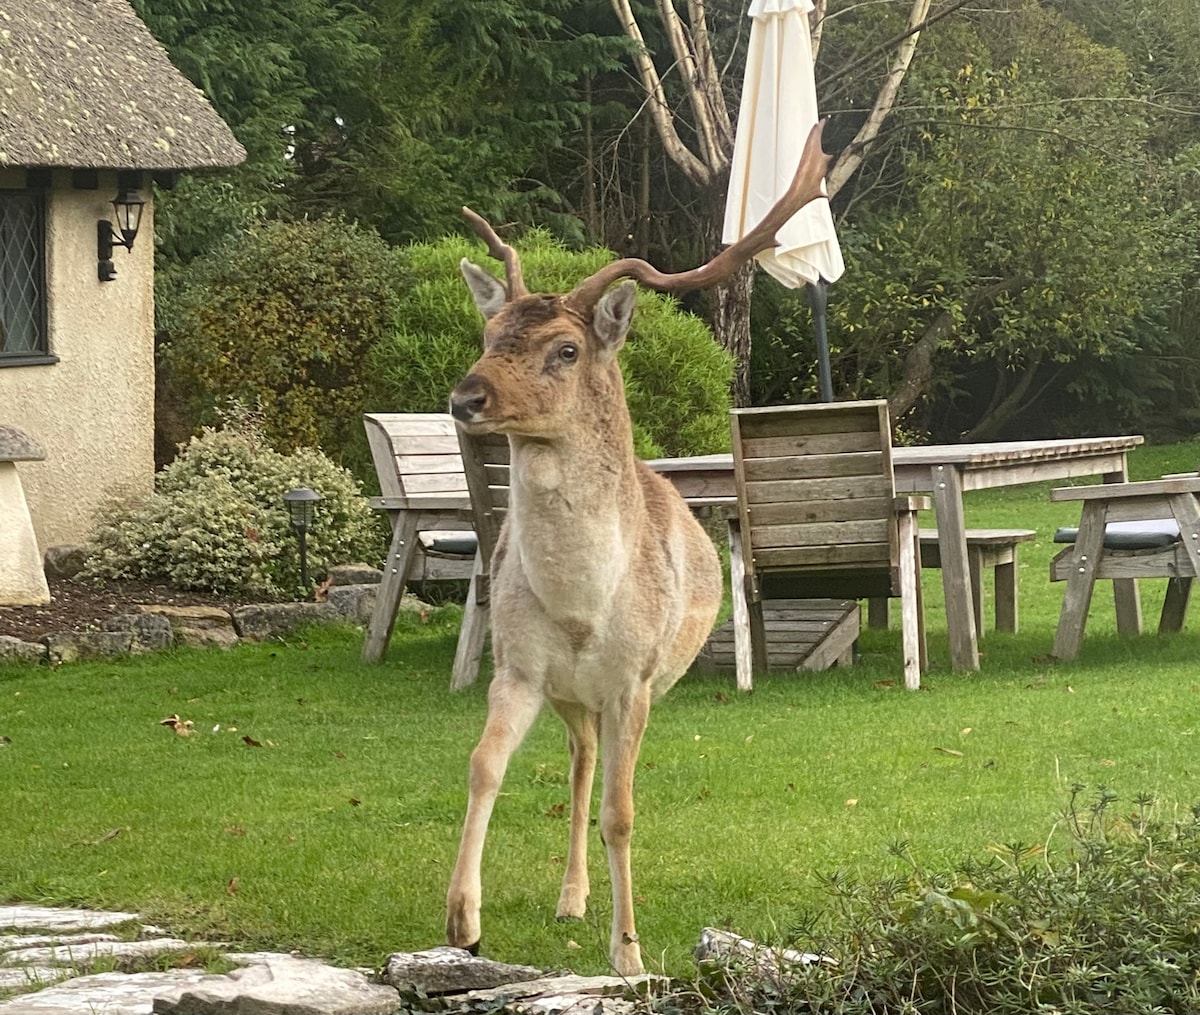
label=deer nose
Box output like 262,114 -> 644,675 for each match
450,374 -> 491,423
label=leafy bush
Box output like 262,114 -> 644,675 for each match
369,230 -> 734,458
84,411 -> 380,597
157,217 -> 410,461
691,787 -> 1200,1015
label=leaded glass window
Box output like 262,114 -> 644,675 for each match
0,190 -> 48,362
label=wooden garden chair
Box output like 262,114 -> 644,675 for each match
730,399 -> 928,690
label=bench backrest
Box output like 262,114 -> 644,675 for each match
731,399 -> 899,600
457,432 -> 511,569
363,412 -> 470,507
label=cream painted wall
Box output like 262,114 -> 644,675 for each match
0,169 -> 155,550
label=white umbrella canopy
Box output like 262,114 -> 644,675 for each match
722,0 -> 844,288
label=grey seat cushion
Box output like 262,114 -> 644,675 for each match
1053,518 -> 1181,550
419,531 -> 479,557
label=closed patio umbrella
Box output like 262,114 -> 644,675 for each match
722,0 -> 844,399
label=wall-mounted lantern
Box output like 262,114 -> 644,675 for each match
97,185 -> 147,282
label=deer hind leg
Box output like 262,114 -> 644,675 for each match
599,685 -> 651,977
446,674 -> 544,952
550,701 -> 598,921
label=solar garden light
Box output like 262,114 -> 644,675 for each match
282,487 -> 321,589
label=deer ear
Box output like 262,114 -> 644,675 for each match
460,259 -> 508,319
592,281 -> 637,357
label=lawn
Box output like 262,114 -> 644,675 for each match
2,438 -> 1199,979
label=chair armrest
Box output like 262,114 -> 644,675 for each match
1050,476 -> 1200,503
893,495 -> 931,513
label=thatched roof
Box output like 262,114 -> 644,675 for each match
0,0 -> 246,170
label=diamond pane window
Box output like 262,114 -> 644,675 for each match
0,190 -> 47,360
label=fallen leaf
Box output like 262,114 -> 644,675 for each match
265,740 -> 276,747
845,798 -> 858,807
546,802 -> 566,818
566,940 -> 581,950
0,735 -> 11,746
226,877 -> 238,896
1101,758 -> 1116,767
243,735 -> 262,747
961,727 -> 972,736
349,797 -> 361,807
1067,685 -> 1075,693
333,750 -> 346,759
874,680 -> 895,689
159,714 -> 194,736
934,747 -> 964,757
714,692 -> 728,704
225,825 -> 246,837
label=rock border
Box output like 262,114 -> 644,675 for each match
0,564 -> 432,667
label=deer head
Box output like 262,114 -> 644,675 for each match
449,120 -> 832,436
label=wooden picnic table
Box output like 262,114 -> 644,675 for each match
646,435 -> 1145,672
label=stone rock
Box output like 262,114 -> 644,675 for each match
41,545 -> 89,581
1,937 -> 197,968
449,973 -> 670,1015
44,630 -> 134,664
0,906 -> 141,933
135,605 -> 239,649
693,927 -> 834,977
326,563 -> 383,586
151,955 -> 400,1015
383,947 -> 543,995
323,584 -> 376,623
232,603 -> 344,642
0,933 -> 119,955
0,968 -> 211,1015
0,634 -> 46,664
105,613 -> 176,652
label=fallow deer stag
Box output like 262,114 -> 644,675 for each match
446,121 -> 834,976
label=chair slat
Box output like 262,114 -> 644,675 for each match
743,451 -> 883,482
754,543 -> 893,569
750,518 -> 891,550
747,497 -> 894,526
741,430 -> 882,460
744,475 -> 893,506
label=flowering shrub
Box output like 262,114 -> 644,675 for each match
84,416 -> 380,597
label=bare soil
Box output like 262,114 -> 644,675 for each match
0,578 -> 264,644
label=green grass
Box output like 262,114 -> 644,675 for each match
2,438 -> 1199,979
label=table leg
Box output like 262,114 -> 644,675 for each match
932,465 -> 980,671
1103,466 -> 1142,634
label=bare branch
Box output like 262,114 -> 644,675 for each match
610,0 -> 712,186
827,0 -> 931,198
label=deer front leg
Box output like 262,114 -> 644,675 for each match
599,686 -> 651,977
446,674 -> 544,952
550,702 -> 598,921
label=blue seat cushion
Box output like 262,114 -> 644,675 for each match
1053,518 -> 1181,550
419,531 -> 479,557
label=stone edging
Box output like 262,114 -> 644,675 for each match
2,906 -> 826,1014
0,564 -> 431,667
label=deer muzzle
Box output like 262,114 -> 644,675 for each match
449,373 -> 493,426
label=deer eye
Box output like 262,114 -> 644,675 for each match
558,343 -> 579,363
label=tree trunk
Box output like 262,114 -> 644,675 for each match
709,263 -> 757,407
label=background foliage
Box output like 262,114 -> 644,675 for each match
84,411 -> 380,597
370,231 -> 735,460
138,0 -> 1200,454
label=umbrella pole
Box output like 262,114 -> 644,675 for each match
808,278 -> 834,402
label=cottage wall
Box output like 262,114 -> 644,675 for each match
0,168 -> 155,549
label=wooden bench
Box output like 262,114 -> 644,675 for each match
869,528 -> 1036,635
360,413 -> 479,675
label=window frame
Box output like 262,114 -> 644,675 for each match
0,185 -> 55,367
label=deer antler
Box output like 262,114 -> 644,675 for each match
564,119 -> 834,312
461,206 -> 529,300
